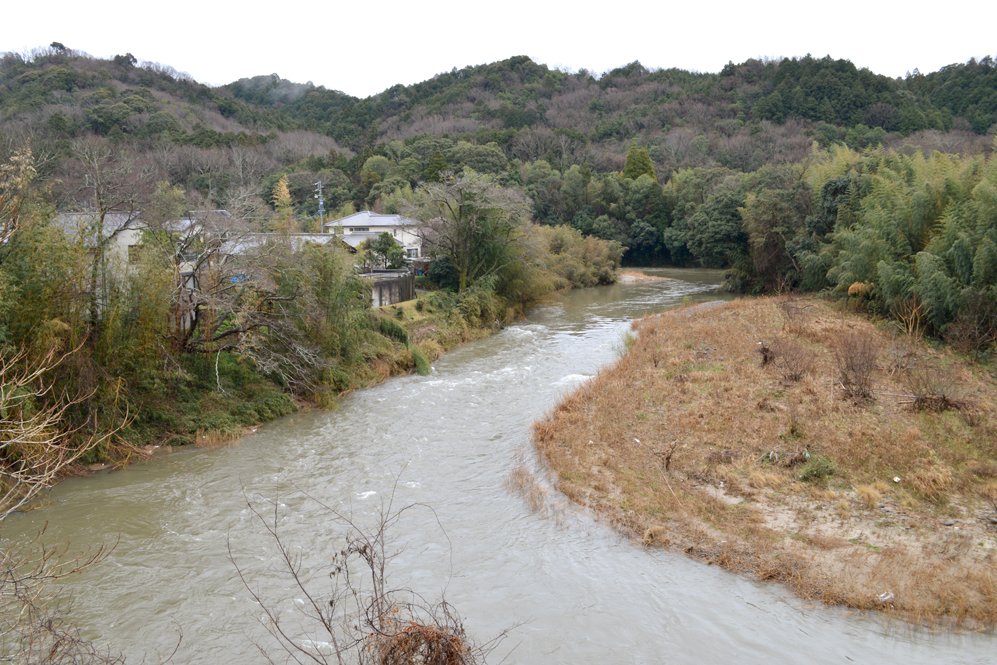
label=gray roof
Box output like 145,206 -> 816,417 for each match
221,233 -> 355,255
54,209 -> 236,245
324,211 -> 419,230
52,211 -> 142,246
336,231 -> 381,249
164,209 -> 236,235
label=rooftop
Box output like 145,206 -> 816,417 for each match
324,211 -> 420,230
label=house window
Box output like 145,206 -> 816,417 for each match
349,227 -> 369,232
407,248 -> 419,258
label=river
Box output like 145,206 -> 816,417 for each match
3,269 -> 994,664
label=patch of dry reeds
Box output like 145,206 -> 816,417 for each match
770,336 -> 815,382
193,428 -> 242,448
373,616 -> 474,665
900,361 -> 968,413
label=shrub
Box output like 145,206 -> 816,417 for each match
425,289 -> 458,314
833,330 -> 879,401
771,337 -> 814,382
534,224 -> 623,288
778,297 -> 813,334
901,361 -> 966,412
375,315 -> 409,344
456,280 -> 503,328
943,290 -> 997,356
799,455 -> 836,482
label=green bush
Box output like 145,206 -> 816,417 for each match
799,456 -> 836,482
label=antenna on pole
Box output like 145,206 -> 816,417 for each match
314,180 -> 325,229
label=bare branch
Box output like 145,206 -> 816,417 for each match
230,485 -> 505,665
1,345 -> 127,520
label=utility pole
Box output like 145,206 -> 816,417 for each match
314,180 -> 325,229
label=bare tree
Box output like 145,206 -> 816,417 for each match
0,346 -> 122,520
61,138 -> 156,343
231,490 -> 501,665
0,148 -> 36,247
151,223 -> 329,393
0,345 -> 134,664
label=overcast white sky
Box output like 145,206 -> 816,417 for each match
5,1 -> 995,98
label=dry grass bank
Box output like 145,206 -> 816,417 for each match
533,296 -> 997,629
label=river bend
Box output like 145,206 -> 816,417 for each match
4,269 -> 994,664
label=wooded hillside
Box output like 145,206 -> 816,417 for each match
1,46 -> 995,347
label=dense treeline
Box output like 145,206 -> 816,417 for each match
0,139 -> 622,489
1,46 -> 283,141
225,54 -> 997,166
2,48 -> 992,218
912,56 -> 997,133
3,48 -> 994,197
657,145 -> 997,352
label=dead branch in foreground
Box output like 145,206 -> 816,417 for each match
0,345 -> 126,520
231,488 -> 507,665
0,527 -> 126,664
0,345 -> 143,663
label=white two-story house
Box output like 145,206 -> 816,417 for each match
323,211 -> 422,259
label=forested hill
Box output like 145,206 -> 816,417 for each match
0,48 -> 288,143
224,54 -> 997,168
4,47 -> 996,180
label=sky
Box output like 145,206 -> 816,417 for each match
5,1 -> 996,98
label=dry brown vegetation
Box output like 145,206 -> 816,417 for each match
533,296 -> 997,629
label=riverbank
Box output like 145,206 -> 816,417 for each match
84,273 -> 611,469
533,296 -> 997,629
105,290 -> 514,460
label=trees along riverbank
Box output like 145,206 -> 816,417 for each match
0,154 -> 622,515
534,296 -> 997,628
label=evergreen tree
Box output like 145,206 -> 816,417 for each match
623,144 -> 657,181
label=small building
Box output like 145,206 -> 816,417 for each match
53,210 -> 144,270
362,270 -> 416,308
324,211 -> 422,259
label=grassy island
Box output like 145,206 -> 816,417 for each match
534,296 -> 997,628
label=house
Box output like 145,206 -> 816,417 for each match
53,209 -> 237,273
53,210 -> 144,270
324,211 -> 423,259
56,208 -> 408,311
